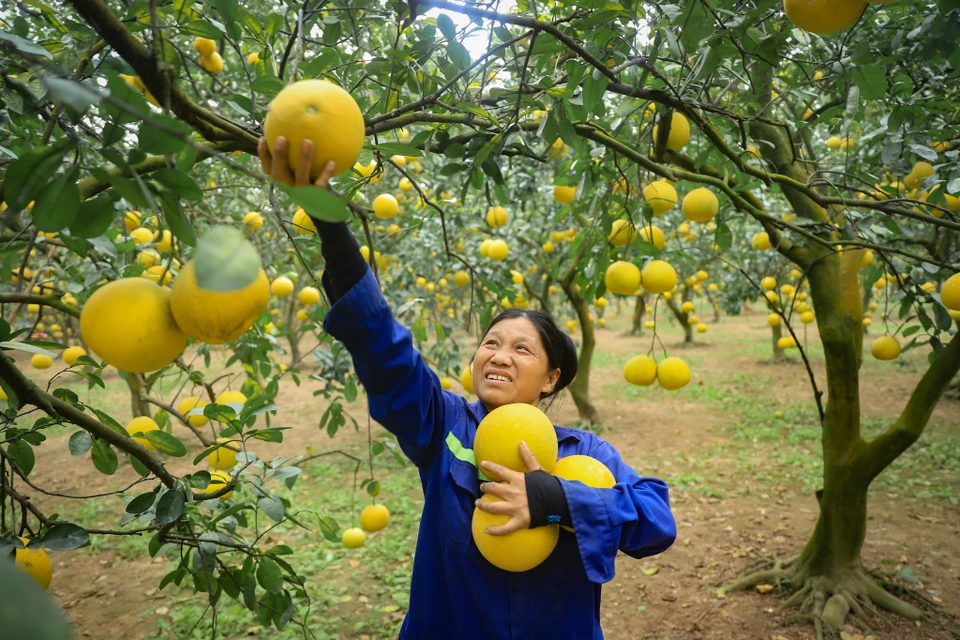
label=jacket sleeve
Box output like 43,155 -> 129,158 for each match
322,266 -> 460,468
557,437 -> 677,584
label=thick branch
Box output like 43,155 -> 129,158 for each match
0,294 -> 80,318
858,330 -> 960,480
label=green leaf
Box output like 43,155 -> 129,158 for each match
158,190 -> 198,248
202,404 -> 237,423
69,195 -> 115,238
152,168 -> 203,201
250,74 -> 284,96
2,142 -> 74,211
138,117 -> 191,155
437,14 -> 456,40
316,515 -> 340,542
582,71 -> 609,116
126,491 -> 156,514
259,494 -> 285,522
41,523 -> 89,550
143,431 -> 187,457
0,342 -> 56,357
854,66 -> 888,100
68,431 -> 92,455
300,50 -> 339,78
31,170 -> 81,232
448,41 -> 471,71
933,304 -> 953,331
374,143 -> 422,157
43,77 -> 102,111
278,184 -> 350,223
256,557 -> 283,594
194,225 -> 261,291
715,220 -> 733,251
0,560 -> 73,640
90,438 -> 119,475
156,490 -> 185,524
0,29 -> 53,58
7,440 -> 35,476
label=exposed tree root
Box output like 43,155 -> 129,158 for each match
722,559 -> 933,637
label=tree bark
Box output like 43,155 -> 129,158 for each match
560,284 -> 600,424
124,372 -> 149,418
666,297 -> 693,343
630,295 -> 645,336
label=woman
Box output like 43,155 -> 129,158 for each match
259,137 -> 676,639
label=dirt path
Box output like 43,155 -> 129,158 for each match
15,312 -> 960,639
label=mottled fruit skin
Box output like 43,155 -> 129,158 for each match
263,80 -> 365,180
80,278 -> 187,373
170,261 -> 270,345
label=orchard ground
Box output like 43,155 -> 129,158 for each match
19,310 -> 960,640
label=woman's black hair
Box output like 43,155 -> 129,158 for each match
480,308 -> 579,400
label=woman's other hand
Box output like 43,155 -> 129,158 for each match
258,136 -> 336,189
476,441 -> 543,536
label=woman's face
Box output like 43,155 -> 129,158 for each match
473,317 -> 561,409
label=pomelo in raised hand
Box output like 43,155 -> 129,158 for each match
263,79 -> 365,179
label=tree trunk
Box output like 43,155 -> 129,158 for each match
124,372 -> 149,418
630,295 -> 645,336
560,284 -> 600,424
771,323 -> 785,361
285,296 -> 301,367
666,297 -> 693,343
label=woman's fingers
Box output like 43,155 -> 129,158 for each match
480,460 -> 516,482
485,518 -> 523,536
479,481 -> 509,498
518,441 -> 543,472
314,160 -> 337,189
294,139 -> 314,186
474,496 -> 511,514
270,136 -> 294,186
257,138 -> 273,175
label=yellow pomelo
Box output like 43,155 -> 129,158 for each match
826,136 -> 843,149
783,0 -> 866,35
342,527 -> 367,548
942,273 -> 960,311
15,538 -> 52,590
638,224 -> 665,250
207,437 -> 241,470
243,212 -> 263,231
801,311 -> 815,324
696,323 -> 708,333
486,206 -> 508,228
594,298 -> 607,309
643,181 -> 678,216
542,241 -> 555,253
292,208 -> 317,235
640,260 -> 677,295
871,336 -> 901,361
761,276 -> 777,290
440,377 -> 453,390
80,278 -> 187,373
31,354 -> 53,369
360,504 -> 390,532
63,346 -> 86,366
271,276 -> 294,297
657,357 -> 691,390
652,112 -> 691,151
178,396 -> 209,427
608,220 -> 637,247
553,455 -> 615,489
605,261 -> 641,295
216,390 -> 248,407
461,366 -> 475,394
752,232 -> 772,250
903,161 -> 935,190
623,355 -> 657,386
554,185 -> 577,204
453,270 -> 470,286
126,416 -> 159,451
199,470 -> 234,500
299,286 -> 321,305
487,239 -> 509,261
199,52 -> 224,74
246,51 -> 261,65
681,301 -> 695,314
130,226 -> 154,244
778,336 -> 798,349
263,80 -> 365,179
682,188 -> 719,222
193,37 -> 216,56
170,261 -> 269,345
124,210 -> 142,231
474,403 -> 558,477
472,494 -> 559,571
373,194 -> 399,219
768,313 -> 782,327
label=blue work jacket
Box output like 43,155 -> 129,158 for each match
323,268 -> 677,639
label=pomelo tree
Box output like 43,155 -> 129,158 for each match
0,0 -> 959,634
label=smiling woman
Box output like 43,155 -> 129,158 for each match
260,136 -> 677,640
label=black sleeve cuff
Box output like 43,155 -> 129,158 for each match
525,469 -> 572,529
309,218 -> 367,303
